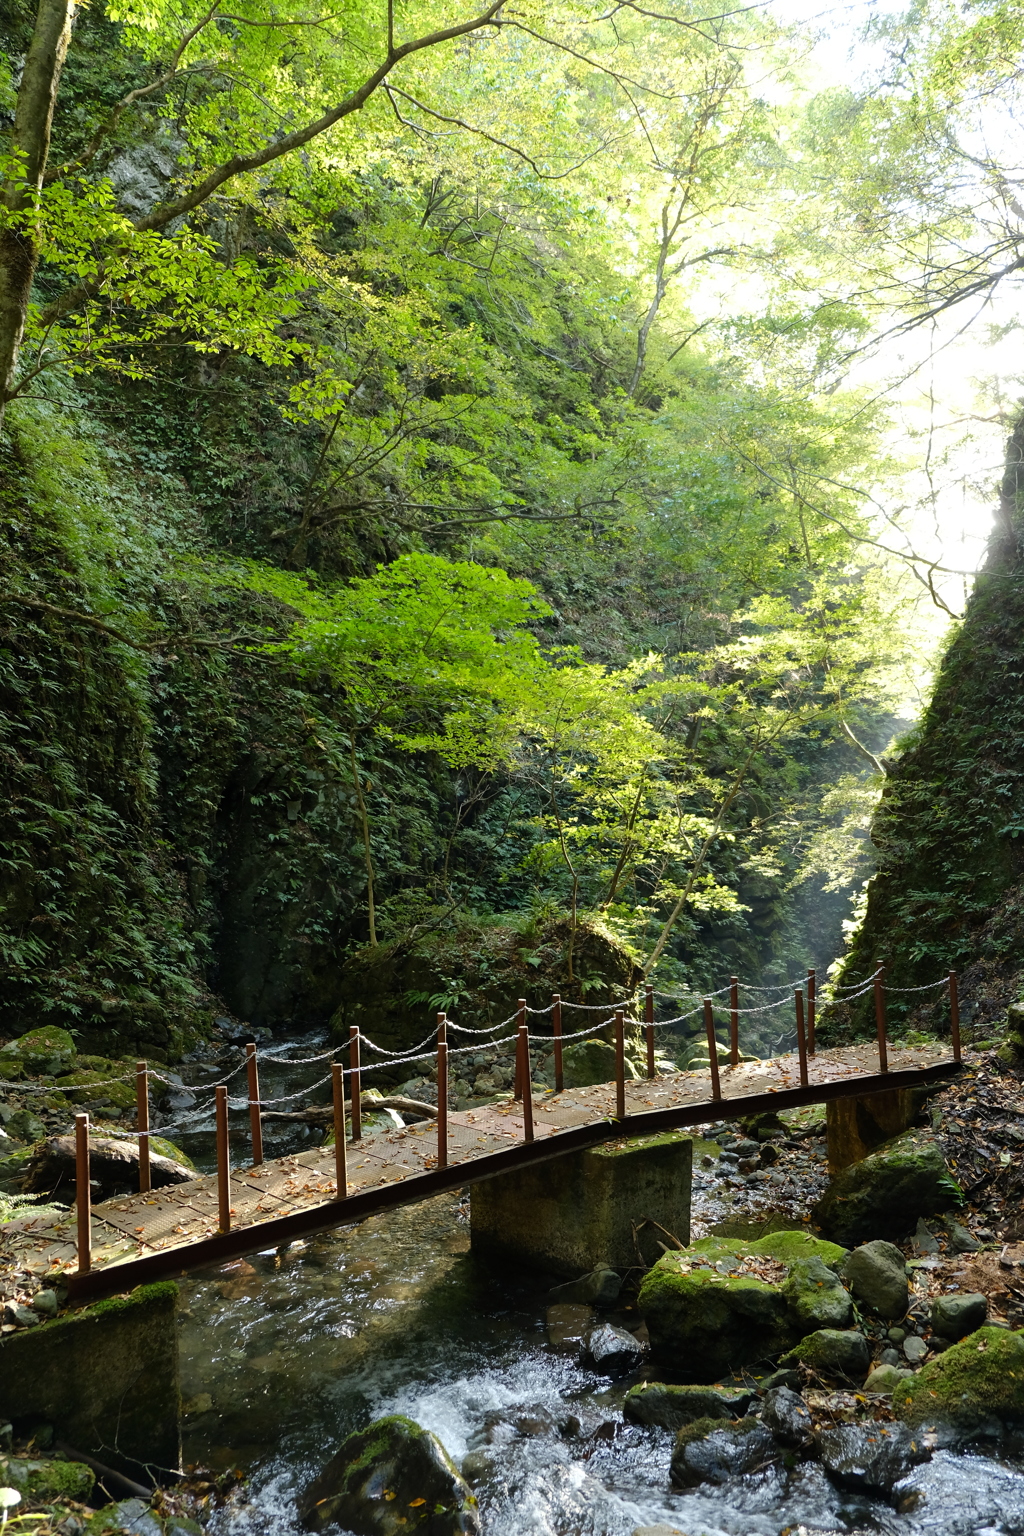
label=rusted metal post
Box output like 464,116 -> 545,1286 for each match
513,998 -> 526,1099
518,1024 -> 534,1143
795,988 -> 809,1087
729,976 -> 739,1067
75,1113 -> 91,1275
437,1014 -> 448,1171
874,967 -> 888,1074
246,1043 -> 263,1167
703,997 -> 721,1101
645,984 -> 656,1079
552,993 -> 564,1094
614,1008 -> 626,1121
949,971 -> 961,1062
332,1061 -> 347,1198
349,1026 -> 362,1142
215,1084 -> 230,1233
136,1060 -> 150,1195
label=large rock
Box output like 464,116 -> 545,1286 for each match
584,1322 -> 644,1376
817,1423 -> 929,1496
669,1417 -> 778,1489
894,1327 -> 1024,1429
781,1329 -> 870,1380
23,1136 -> 194,1198
842,1240 -> 908,1320
813,1130 -> 960,1246
782,1256 -> 853,1330
299,1415 -> 479,1535
623,1383 -> 754,1430
760,1386 -> 813,1447
638,1231 -> 848,1382
931,1292 -> 988,1340
0,1027 -> 76,1078
0,1455 -> 94,1502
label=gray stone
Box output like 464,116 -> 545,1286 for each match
782,1329 -> 871,1379
912,1218 -> 940,1255
904,1335 -> 928,1363
946,1220 -> 981,1253
782,1256 -> 854,1331
843,1241 -> 909,1320
888,1326 -> 907,1343
549,1264 -> 622,1309
813,1130 -> 961,1246
864,1363 -> 908,1394
29,1291 -> 58,1318
623,1383 -> 753,1430
4,1112 -> 45,1145
670,1417 -> 779,1489
299,1414 -> 479,1534
584,1322 -> 645,1376
931,1292 -> 988,1340
880,1348 -> 901,1367
760,1385 -> 813,1447
817,1422 -> 929,1496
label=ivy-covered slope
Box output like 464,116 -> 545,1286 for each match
827,418 -> 1024,1041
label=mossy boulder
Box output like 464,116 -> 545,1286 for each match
299,1414 -> 480,1535
813,1130 -> 961,1246
53,1067 -> 136,1112
894,1326 -> 1024,1429
0,1142 -> 35,1195
562,1039 -> 639,1090
0,1027 -> 76,1077
781,1328 -> 871,1379
782,1256 -> 854,1331
638,1232 -> 848,1382
0,1454 -> 95,1502
623,1383 -> 754,1430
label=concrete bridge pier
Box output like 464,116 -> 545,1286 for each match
470,1129 -> 692,1276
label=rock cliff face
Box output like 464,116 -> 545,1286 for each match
827,417 -> 1024,1041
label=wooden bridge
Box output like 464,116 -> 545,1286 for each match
1,996 -> 961,1305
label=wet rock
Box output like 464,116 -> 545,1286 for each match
623,1382 -> 754,1430
864,1363 -> 908,1394
632,1528 -> 686,1536
299,1414 -> 479,1535
817,1422 -> 930,1496
669,1416 -> 778,1489
931,1292 -> 988,1340
550,1264 -> 622,1309
782,1256 -> 854,1331
894,1326 -> 1024,1430
584,1322 -> 645,1375
813,1130 -> 960,1246
781,1328 -> 870,1380
843,1240 -> 909,1320
760,1385 -> 813,1447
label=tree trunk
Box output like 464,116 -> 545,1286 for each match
0,0 -> 77,425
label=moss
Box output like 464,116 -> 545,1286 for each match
149,1135 -> 194,1168
894,1326 -> 1024,1427
54,1071 -> 136,1110
0,1454 -> 95,1502
749,1231 -> 848,1270
674,1414 -> 760,1452
782,1327 -> 870,1377
638,1254 -> 794,1381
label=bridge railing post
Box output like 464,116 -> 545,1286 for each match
216,1084 -> 230,1233
518,1023 -> 534,1143
729,976 -> 739,1067
614,1008 -> 626,1121
949,971 -> 961,1062
703,997 -> 721,1100
513,998 -> 526,1099
807,968 -> 816,1055
874,966 -> 888,1073
437,1013 -> 448,1171
246,1042 -> 263,1167
75,1112 -> 91,1275
332,1061 -> 347,1198
349,1026 -> 362,1141
136,1060 -> 150,1194
645,985 -> 655,1079
795,988 -> 809,1087
552,993 -> 563,1094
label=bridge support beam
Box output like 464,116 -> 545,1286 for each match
826,1083 -> 942,1174
470,1129 -> 692,1276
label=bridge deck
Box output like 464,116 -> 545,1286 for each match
0,1042 -> 956,1304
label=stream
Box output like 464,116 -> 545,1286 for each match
161,1038 -> 1024,1536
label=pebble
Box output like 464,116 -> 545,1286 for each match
879,1348 -> 901,1367
904,1335 -> 928,1363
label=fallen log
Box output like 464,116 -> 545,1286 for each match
23,1135 -> 194,1197
260,1094 -> 437,1126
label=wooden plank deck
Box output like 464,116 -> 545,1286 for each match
0,1042 -> 958,1304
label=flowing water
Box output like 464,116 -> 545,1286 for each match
164,1039 -> 1024,1536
